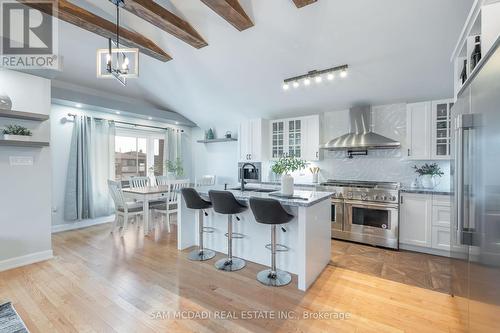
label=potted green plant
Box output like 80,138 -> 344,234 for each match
165,158 -> 184,179
3,125 -> 32,141
413,163 -> 444,189
271,156 -> 308,195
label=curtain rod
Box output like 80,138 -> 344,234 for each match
66,113 -> 184,132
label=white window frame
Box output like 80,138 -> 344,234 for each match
115,127 -> 166,179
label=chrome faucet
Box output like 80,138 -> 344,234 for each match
240,163 -> 256,191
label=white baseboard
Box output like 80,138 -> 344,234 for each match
51,215 -> 115,233
0,250 -> 53,272
400,243 -> 450,257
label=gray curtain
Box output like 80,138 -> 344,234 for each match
64,116 -> 115,221
164,128 -> 183,174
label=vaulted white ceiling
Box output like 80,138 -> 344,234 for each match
54,0 -> 472,128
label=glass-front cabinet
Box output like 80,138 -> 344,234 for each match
288,119 -> 301,158
271,120 -> 285,159
431,99 -> 454,159
270,115 -> 320,161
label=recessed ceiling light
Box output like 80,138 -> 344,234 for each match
115,111 -> 121,115
75,103 -> 82,108
148,116 -> 152,120
175,121 -> 179,125
282,83 -> 289,91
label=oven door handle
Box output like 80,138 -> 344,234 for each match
344,200 -> 399,210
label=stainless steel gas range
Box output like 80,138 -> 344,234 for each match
320,180 -> 400,249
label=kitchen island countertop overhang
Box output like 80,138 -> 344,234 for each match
177,185 -> 333,291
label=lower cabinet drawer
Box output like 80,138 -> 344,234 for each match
432,226 -> 450,251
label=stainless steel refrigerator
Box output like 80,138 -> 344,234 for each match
451,38 -> 500,332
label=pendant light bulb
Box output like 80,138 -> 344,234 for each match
327,73 -> 334,81
282,83 -> 290,91
293,81 -> 299,88
340,69 -> 348,78
315,75 -> 322,83
304,78 -> 311,86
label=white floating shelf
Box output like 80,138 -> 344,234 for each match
197,138 -> 238,144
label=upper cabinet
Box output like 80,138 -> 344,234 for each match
239,119 -> 268,162
431,100 -> 453,159
406,102 -> 431,160
406,99 -> 452,160
451,1 -> 500,99
270,115 -> 320,161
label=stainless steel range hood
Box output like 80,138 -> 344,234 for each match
320,106 -> 400,151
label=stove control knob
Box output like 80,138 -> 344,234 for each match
382,195 -> 388,201
390,196 -> 397,201
374,195 -> 380,201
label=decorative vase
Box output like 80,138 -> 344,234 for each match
3,134 -> 31,141
420,175 -> 436,189
312,173 -> 319,184
281,174 -> 294,196
0,91 -> 12,110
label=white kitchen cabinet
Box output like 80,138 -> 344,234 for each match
431,99 -> 454,159
302,115 -> 321,161
406,102 -> 432,160
269,115 -> 321,161
239,119 -> 267,162
400,193 -> 451,256
400,193 -> 432,247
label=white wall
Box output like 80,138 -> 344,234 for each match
191,127 -> 239,185
50,104 -> 193,228
0,70 -> 52,271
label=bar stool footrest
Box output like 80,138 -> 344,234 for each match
224,232 -> 244,239
203,226 -> 216,233
265,243 -> 289,252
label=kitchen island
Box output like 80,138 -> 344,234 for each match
177,184 -> 333,291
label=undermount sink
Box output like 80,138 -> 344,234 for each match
229,187 -> 277,193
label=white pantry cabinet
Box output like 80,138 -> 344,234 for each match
400,193 -> 451,256
270,115 -> 321,161
406,99 -> 453,160
239,119 -> 268,162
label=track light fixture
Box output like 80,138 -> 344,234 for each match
282,64 -> 348,91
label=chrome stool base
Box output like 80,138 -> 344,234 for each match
257,269 -> 291,287
188,249 -> 215,261
215,257 -> 246,271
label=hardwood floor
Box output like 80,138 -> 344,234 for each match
331,240 -> 452,293
0,221 -> 468,333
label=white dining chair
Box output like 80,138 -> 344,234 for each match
129,176 -> 150,188
155,175 -> 171,186
108,180 -> 144,236
196,175 -> 216,186
151,179 -> 190,232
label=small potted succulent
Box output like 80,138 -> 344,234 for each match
3,125 -> 32,141
413,163 -> 444,189
271,156 -> 308,195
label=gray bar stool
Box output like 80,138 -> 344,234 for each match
181,188 -> 216,261
208,190 -> 247,271
249,197 -> 294,287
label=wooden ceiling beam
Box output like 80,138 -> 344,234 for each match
292,0 -> 318,8
21,0 -> 171,62
117,0 -> 207,49
200,0 -> 253,31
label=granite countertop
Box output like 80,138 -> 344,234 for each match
400,186 -> 453,195
195,184 -> 333,207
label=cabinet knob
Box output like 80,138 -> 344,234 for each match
407,149 -> 410,156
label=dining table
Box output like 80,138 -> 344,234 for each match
122,185 -> 171,235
